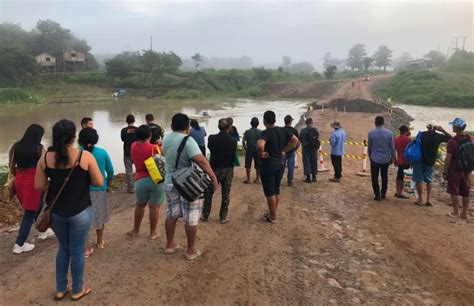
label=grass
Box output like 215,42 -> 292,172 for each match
373,70 -> 474,108
0,88 -> 37,104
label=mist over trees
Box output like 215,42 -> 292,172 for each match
180,56 -> 253,70
424,50 -> 446,68
373,45 -> 392,71
347,44 -> 367,70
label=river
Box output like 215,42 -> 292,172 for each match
0,99 -> 308,172
396,104 -> 474,133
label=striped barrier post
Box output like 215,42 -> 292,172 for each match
318,147 -> 329,172
357,140 -> 370,177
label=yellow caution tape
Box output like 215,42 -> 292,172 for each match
320,140 -> 366,146
320,151 -> 366,159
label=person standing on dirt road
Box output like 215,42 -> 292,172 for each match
162,113 -> 218,260
121,114 -> 138,193
283,115 -> 299,186
329,121 -> 346,183
394,125 -> 412,199
444,118 -> 472,219
146,114 -> 164,145
368,116 -> 395,201
413,124 -> 451,206
243,117 -> 262,184
257,111 -> 299,223
202,118 -> 237,223
299,117 -> 320,183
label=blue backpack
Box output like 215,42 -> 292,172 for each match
404,132 -> 422,164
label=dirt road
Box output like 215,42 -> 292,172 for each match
2,76 -> 474,305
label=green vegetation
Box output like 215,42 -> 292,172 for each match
0,165 -> 8,187
374,70 -> 474,108
0,88 -> 37,103
441,50 -> 474,73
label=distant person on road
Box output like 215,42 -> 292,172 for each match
329,121 -> 346,183
444,118 -> 472,219
257,111 -> 299,223
146,114 -> 164,145
299,118 -> 320,183
202,119 -> 237,223
242,117 -> 262,184
394,125 -> 412,199
80,117 -> 93,129
162,113 -> 218,260
10,124 -> 54,254
79,128 -> 114,257
413,124 -> 451,206
283,115 -> 299,186
190,119 -> 207,156
368,116 -> 395,201
121,114 -> 138,193
128,125 -> 165,241
34,119 -> 103,301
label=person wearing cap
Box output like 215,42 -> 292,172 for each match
329,121 -> 346,183
413,123 -> 451,206
242,117 -> 262,184
394,125 -> 412,198
444,118 -> 472,219
283,115 -> 300,186
299,117 -> 320,183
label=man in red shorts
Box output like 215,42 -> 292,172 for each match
444,118 -> 472,219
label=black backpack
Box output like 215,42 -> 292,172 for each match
455,136 -> 474,172
306,128 -> 320,150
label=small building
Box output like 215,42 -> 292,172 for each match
407,59 -> 431,70
35,53 -> 56,73
59,50 -> 85,72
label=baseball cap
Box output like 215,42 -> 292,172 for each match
449,118 -> 466,127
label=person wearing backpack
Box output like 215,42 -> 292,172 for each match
444,118 -> 472,219
413,124 -> 451,206
299,117 -> 320,183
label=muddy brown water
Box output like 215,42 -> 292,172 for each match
0,98 -> 308,172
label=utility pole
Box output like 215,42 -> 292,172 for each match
453,36 -> 468,51
150,35 -> 153,51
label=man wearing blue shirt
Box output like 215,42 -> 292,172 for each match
368,116 -> 395,201
329,121 -> 346,182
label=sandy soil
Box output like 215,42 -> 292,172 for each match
1,76 -> 474,305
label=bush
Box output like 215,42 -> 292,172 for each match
0,88 -> 36,103
162,89 -> 203,99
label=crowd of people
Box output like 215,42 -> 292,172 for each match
6,108 -> 472,301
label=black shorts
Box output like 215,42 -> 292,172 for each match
397,165 -> 410,181
261,160 -> 285,197
245,150 -> 261,169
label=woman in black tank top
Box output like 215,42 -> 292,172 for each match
34,119 -> 103,301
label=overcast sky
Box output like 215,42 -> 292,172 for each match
1,0 -> 472,68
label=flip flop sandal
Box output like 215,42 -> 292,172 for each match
185,249 -> 202,261
425,202 -> 433,207
414,202 -> 425,207
164,245 -> 182,255
126,230 -> 139,237
54,287 -> 72,301
263,213 -> 277,224
96,241 -> 105,249
148,235 -> 159,241
243,181 -> 251,184
447,212 -> 459,218
71,287 -> 92,301
84,248 -> 94,258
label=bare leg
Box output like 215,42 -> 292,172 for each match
451,195 -> 460,216
426,183 -> 432,204
396,180 -> 403,196
245,168 -> 251,183
416,182 -> 423,204
266,196 -> 277,221
96,226 -> 104,246
131,205 -> 146,234
184,224 -> 198,256
255,169 -> 260,182
461,197 -> 470,219
148,205 -> 159,239
165,218 -> 178,250
85,239 -> 92,255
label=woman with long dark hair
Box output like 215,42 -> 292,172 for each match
78,128 -> 114,256
189,119 -> 207,156
10,124 -> 53,254
34,119 -> 103,301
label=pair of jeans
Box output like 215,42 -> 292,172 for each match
16,209 -> 40,246
302,148 -> 317,176
203,167 -> 234,220
124,156 -> 134,192
284,151 -> 296,183
370,160 -> 390,197
51,207 -> 92,294
331,155 -> 343,179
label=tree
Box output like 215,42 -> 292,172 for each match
322,52 -> 332,69
347,43 -> 366,70
290,62 -> 314,75
324,65 -> 337,79
373,45 -> 392,71
191,53 -> 202,71
105,58 -> 132,78
363,57 -> 374,71
282,56 -> 291,72
32,20 -> 73,56
115,51 -> 141,71
253,67 -> 272,81
392,52 -> 412,70
85,53 -> 99,71
159,51 -> 182,74
424,50 -> 446,68
0,44 -> 37,86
